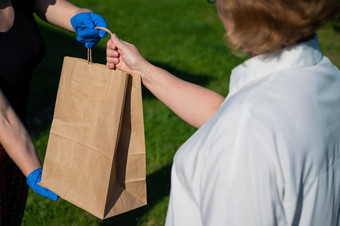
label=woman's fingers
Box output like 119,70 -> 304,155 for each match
106,62 -> 116,69
106,42 -> 120,69
106,54 -> 119,68
110,33 -> 128,51
106,47 -> 119,57
106,55 -> 118,64
106,39 -> 117,50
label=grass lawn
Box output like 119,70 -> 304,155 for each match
22,0 -> 339,225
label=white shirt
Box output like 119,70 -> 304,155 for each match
165,36 -> 340,226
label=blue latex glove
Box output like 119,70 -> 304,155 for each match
27,168 -> 59,201
70,12 -> 108,48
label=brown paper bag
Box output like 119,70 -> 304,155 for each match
40,56 -> 147,219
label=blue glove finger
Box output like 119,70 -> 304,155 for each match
77,29 -> 100,48
36,184 -> 59,201
76,35 -> 99,43
76,34 -> 99,48
89,13 -> 108,38
77,29 -> 100,39
85,41 -> 99,49
70,12 -> 108,47
70,12 -> 93,33
99,29 -> 107,38
27,168 -> 59,201
76,36 -> 99,48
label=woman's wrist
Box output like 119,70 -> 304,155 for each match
139,61 -> 154,83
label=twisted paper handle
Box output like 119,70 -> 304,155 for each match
95,27 -> 113,36
87,27 -> 114,66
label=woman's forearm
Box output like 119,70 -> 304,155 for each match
141,63 -> 225,128
106,35 -> 225,128
0,91 -> 41,177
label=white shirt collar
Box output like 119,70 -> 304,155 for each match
228,35 -> 323,95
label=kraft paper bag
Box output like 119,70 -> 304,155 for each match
40,56 -> 147,219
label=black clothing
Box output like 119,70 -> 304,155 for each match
0,1 -> 44,226
0,0 -> 44,122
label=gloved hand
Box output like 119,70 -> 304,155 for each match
70,12 -> 108,48
27,168 -> 59,201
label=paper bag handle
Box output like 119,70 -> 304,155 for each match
86,27 -> 114,67
95,27 -> 113,36
87,48 -> 92,64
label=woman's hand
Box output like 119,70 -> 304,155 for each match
106,34 -> 150,76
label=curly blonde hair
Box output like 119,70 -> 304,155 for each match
218,0 -> 340,55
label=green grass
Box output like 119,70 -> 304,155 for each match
23,0 -> 339,225
318,23 -> 340,68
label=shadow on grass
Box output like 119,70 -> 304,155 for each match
28,21 -> 212,137
102,164 -> 172,225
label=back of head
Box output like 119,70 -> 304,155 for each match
218,0 -> 340,55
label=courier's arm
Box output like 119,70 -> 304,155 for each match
106,35 -> 225,128
0,89 -> 41,177
34,0 -> 108,48
0,90 -> 58,201
34,0 -> 92,32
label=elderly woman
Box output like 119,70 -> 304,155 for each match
106,0 -> 340,225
